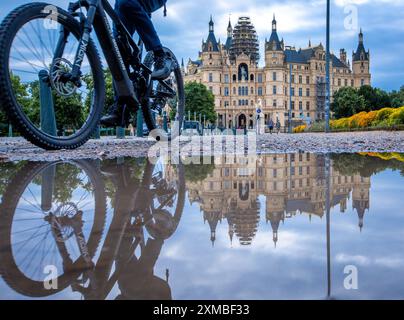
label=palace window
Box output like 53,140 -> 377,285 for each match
345,79 -> 348,86
291,74 -> 295,83
299,101 -> 303,110
224,74 -> 229,83
351,79 -> 354,86
258,74 -> 263,83
306,76 -> 310,84
306,101 -> 310,110
258,87 -> 263,96
233,87 -> 236,95
273,100 -> 277,107
306,88 -> 310,96
299,75 -> 303,84
273,72 -> 277,81
291,88 -> 295,96
299,88 -> 303,97
361,79 -> 365,86
209,73 -> 213,82
251,87 -> 254,95
273,86 -> 277,95
250,74 -> 254,82
224,87 -> 229,96
233,74 -> 237,82
209,86 -> 213,92
291,101 -> 295,110
338,78 -> 341,86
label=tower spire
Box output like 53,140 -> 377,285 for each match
227,15 -> 232,35
359,28 -> 363,43
272,13 -> 277,31
209,14 -> 214,32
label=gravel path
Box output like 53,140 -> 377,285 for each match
0,131 -> 403,162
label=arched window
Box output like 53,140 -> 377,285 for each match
250,74 -> 254,81
233,74 -> 237,82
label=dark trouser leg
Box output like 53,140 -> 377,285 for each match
115,0 -> 162,52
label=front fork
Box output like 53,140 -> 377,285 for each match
51,2 -> 97,86
70,3 -> 98,81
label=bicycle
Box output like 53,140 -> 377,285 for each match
0,157 -> 185,299
0,0 -> 185,150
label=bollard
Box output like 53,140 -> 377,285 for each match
8,124 -> 12,137
93,125 -> 101,139
136,108 -> 144,137
163,111 -> 168,132
41,165 -> 56,212
116,126 -> 125,139
39,70 -> 57,136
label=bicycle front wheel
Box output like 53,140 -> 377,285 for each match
0,2 -> 105,150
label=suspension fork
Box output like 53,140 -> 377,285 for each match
70,1 -> 99,80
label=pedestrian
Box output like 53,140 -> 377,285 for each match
268,118 -> 274,134
276,119 -> 281,134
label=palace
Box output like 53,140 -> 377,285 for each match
183,15 -> 371,129
186,154 -> 370,247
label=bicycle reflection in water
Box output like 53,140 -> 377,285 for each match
0,157 -> 185,300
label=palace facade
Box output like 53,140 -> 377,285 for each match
186,154 -> 370,247
183,15 -> 371,129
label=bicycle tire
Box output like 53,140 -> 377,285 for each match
0,2 -> 105,150
0,160 -> 107,297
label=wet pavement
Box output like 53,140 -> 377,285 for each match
0,152 -> 404,300
1,131 -> 403,162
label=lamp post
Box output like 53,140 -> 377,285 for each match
325,0 -> 331,132
289,64 -> 293,133
325,154 -> 332,298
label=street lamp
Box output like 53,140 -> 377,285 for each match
325,0 -> 331,132
289,64 -> 293,133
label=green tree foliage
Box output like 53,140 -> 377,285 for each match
332,84 -> 404,120
331,87 -> 366,118
25,80 -> 86,132
2,73 -> 88,134
184,82 -> 217,123
390,86 -> 404,108
358,85 -> 391,111
0,74 -> 30,135
84,69 -> 115,116
331,153 -> 404,177
184,157 -> 215,183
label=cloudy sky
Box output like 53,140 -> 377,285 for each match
1,0 -> 403,90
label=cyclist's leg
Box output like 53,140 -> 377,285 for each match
115,0 -> 162,52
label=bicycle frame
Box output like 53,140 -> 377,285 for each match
60,0 -> 153,108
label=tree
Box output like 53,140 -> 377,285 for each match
83,69 -> 115,116
184,82 -> 217,123
358,85 -> 391,111
0,74 -> 30,135
331,87 -> 366,119
390,86 -> 404,108
25,80 -> 86,132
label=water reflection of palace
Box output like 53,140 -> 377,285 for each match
187,154 -> 370,246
